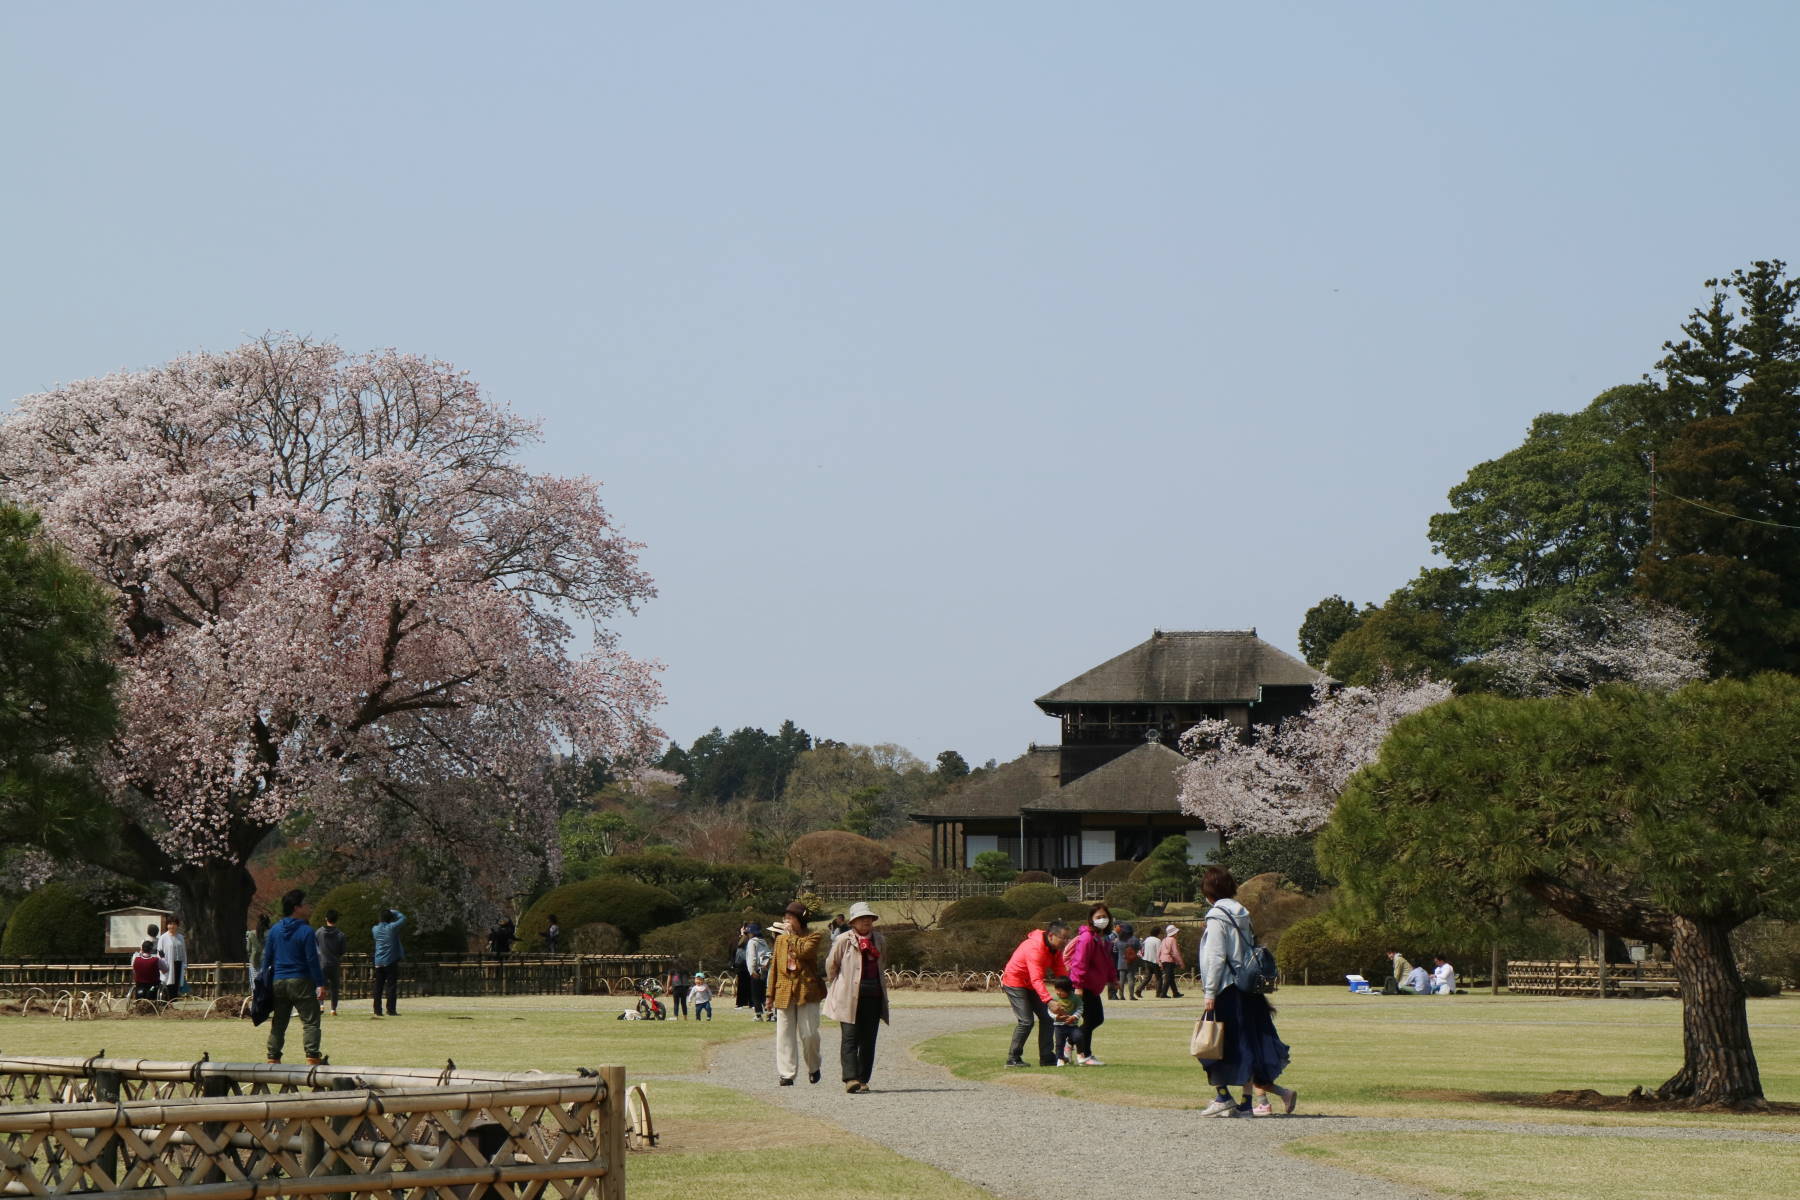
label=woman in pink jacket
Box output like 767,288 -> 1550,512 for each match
1157,923 -> 1185,998
1062,903 -> 1120,1066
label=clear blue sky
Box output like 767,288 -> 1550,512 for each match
4,3 -> 1796,766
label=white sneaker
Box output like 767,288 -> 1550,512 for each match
1079,1055 -> 1105,1067
1199,1097 -> 1239,1118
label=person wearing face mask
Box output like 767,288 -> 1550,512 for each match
1061,903 -> 1120,1065
823,901 -> 889,1092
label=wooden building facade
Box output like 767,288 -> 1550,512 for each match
915,630 -> 1330,878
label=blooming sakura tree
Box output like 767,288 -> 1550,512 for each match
1475,598 -> 1709,697
1177,677 -> 1453,836
0,336 -> 662,956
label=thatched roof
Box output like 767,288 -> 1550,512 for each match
1022,742 -> 1190,815
1036,630 -> 1328,708
910,746 -> 1061,820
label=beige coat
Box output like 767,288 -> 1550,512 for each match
823,929 -> 889,1025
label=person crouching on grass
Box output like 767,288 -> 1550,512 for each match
263,888 -> 328,1065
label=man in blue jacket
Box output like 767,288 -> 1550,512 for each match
262,889 -> 327,1064
372,909 -> 406,1017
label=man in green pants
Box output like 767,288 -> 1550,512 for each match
262,888 -> 328,1064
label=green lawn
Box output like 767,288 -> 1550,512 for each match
1287,1131 -> 1800,1200
915,988 -> 1800,1128
0,995 -> 766,1077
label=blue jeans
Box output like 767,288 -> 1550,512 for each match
694,1000 -> 713,1019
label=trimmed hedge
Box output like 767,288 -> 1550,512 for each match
519,877 -> 684,951
786,831 -> 893,886
1102,883 -> 1153,915
570,923 -> 626,954
921,918 -> 1033,973
1015,870 -> 1055,885
1082,860 -> 1138,886
1000,883 -> 1066,918
1030,902 -> 1093,926
0,882 -> 101,960
1273,914 -> 1388,983
312,882 -> 468,955
640,911 -> 779,971
939,896 -> 1015,926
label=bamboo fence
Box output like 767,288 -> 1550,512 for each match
1504,959 -> 1679,997
0,1058 -> 625,1200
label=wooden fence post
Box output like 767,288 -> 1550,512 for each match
600,1065 -> 627,1200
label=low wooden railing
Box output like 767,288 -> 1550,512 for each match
0,955 -> 674,1000
1505,959 -> 1679,996
0,1058 -> 625,1200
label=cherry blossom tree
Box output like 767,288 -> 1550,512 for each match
0,336 -> 662,956
1475,598 -> 1708,697
1177,677 -> 1454,837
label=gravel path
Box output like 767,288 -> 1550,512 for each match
667,1001 -> 1800,1200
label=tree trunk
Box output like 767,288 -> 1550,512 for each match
1659,915 -> 1763,1107
172,860 -> 260,963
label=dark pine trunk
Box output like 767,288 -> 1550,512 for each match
172,861 -> 260,963
1659,916 -> 1764,1107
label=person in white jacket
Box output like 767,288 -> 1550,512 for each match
1431,956 -> 1457,994
1196,867 -> 1296,1119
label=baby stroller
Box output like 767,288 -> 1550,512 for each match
635,977 -> 667,1020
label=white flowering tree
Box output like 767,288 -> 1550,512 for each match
1476,598 -> 1708,696
1177,677 -> 1454,837
0,336 -> 662,955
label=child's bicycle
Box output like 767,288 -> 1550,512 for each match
635,977 -> 667,1020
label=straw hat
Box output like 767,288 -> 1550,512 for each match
845,901 -> 879,923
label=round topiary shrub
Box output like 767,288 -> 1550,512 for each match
1083,859 -> 1138,886
312,882 -> 468,955
1031,902 -> 1095,926
1103,883 -> 1153,915
879,926 -> 924,972
519,876 -> 684,951
570,923 -> 626,954
1000,882 -> 1066,918
639,911 -> 777,971
1014,870 -> 1055,885
786,831 -> 893,886
1274,913 -> 1388,983
921,918 -> 1033,973
1,882 -> 102,960
938,895 -> 1015,926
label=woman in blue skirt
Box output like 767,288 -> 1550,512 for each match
1196,866 -> 1296,1117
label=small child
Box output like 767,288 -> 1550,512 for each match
689,971 -> 714,1021
1046,976 -> 1083,1065
131,940 -> 161,1000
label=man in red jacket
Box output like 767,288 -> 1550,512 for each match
1000,920 -> 1071,1067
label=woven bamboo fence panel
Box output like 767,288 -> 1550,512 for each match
1504,959 -> 1679,996
0,1064 -> 625,1200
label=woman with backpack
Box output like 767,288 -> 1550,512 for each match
1196,866 -> 1295,1118
1061,903 -> 1118,1065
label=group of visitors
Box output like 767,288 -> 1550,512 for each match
1386,950 -> 1457,994
129,916 -> 187,1002
249,890 -> 410,1064
996,869 -> 1296,1117
725,901 -> 891,1093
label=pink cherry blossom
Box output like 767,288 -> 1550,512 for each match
0,335 -> 662,950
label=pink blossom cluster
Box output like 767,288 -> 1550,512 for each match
0,336 -> 662,887
1177,676 -> 1453,836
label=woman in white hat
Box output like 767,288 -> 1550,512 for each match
823,900 -> 889,1092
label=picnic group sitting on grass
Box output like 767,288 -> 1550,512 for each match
1386,950 -> 1458,994
999,869 -> 1298,1118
